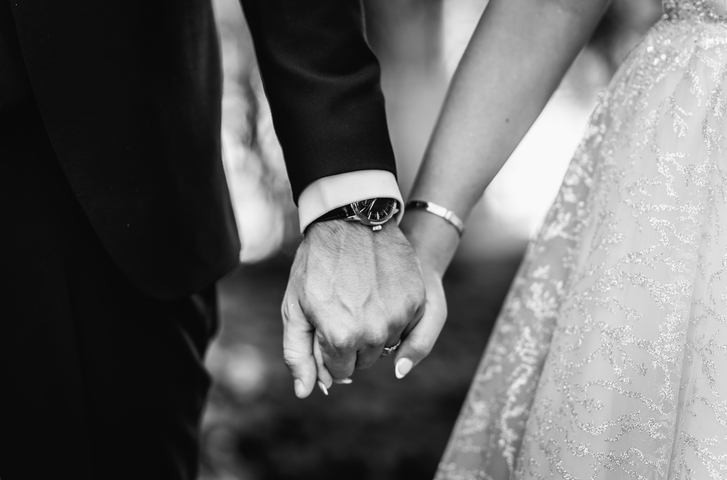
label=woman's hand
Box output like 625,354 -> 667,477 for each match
393,260 -> 447,378
395,209 -> 460,378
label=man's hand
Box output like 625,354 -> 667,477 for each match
281,220 -> 426,398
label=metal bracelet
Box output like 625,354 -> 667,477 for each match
406,200 -> 465,237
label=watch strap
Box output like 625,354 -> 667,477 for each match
308,197 -> 400,232
313,205 -> 353,223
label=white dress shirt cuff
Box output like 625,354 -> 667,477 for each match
298,170 -> 403,233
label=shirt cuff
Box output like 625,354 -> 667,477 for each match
298,170 -> 404,234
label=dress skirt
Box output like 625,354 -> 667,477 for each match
437,11 -> 727,480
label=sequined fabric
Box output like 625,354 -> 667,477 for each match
436,1 -> 727,479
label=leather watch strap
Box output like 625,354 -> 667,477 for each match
313,205 -> 353,223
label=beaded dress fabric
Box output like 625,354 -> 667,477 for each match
436,1 -> 727,479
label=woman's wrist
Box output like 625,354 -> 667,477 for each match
400,208 -> 460,277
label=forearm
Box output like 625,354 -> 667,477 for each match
404,0 -> 609,272
239,0 -> 397,202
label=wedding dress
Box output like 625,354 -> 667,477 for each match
436,1 -> 727,479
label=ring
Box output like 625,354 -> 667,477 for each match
381,339 -> 402,357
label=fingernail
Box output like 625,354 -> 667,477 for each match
294,379 -> 305,398
396,358 -> 413,379
317,380 -> 329,396
333,378 -> 353,385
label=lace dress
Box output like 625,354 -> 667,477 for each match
436,2 -> 727,479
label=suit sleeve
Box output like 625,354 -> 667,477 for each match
239,0 -> 397,203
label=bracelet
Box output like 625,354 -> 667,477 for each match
406,200 -> 465,237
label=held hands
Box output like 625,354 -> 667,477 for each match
392,261 -> 447,379
281,220 -> 426,398
394,208 -> 460,379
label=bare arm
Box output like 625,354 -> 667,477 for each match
394,0 -> 610,375
403,0 -> 610,273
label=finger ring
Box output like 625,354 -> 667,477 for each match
381,339 -> 402,356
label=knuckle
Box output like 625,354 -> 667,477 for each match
411,282 -> 427,306
322,331 -> 355,353
280,301 -> 290,322
282,354 -> 295,370
415,301 -> 428,321
409,337 -> 434,357
282,348 -> 303,370
362,328 -> 389,348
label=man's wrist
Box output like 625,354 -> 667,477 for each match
304,219 -> 409,264
297,170 -> 403,233
306,216 -> 399,241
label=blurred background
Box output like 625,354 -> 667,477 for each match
200,1 -> 663,479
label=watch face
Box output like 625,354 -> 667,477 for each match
351,198 -> 399,226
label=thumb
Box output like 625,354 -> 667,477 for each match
394,284 -> 447,379
282,300 -> 318,398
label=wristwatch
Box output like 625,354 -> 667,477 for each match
310,198 -> 400,232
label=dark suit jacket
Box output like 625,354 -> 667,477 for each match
5,0 -> 397,299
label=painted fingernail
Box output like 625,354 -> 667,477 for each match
396,358 -> 413,379
334,378 -> 353,385
294,379 -> 305,398
317,380 -> 329,396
